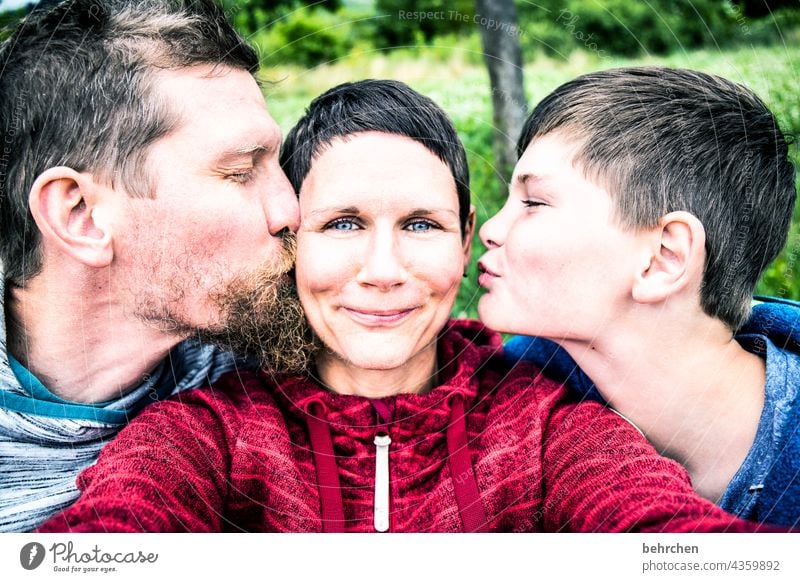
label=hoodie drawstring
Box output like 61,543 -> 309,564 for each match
371,400 -> 394,532
304,395 -> 488,532
306,401 -> 346,532
446,395 -> 489,532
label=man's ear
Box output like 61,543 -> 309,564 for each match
462,205 -> 477,268
632,211 -> 705,304
28,167 -> 114,269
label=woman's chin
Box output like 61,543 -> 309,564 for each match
344,352 -> 414,372
319,345 -> 416,373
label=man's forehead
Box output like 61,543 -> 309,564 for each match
155,63 -> 255,89
152,65 -> 280,149
152,65 -> 269,118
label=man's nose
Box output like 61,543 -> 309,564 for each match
264,169 -> 300,234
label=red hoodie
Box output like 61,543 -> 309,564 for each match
40,320 -> 765,532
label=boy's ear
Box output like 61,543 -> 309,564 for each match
462,205 -> 477,268
28,167 -> 114,269
632,211 -> 706,304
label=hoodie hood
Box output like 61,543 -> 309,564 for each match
270,318 -> 501,434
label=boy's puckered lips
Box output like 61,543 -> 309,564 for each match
477,261 -> 500,288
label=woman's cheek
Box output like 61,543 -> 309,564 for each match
298,230 -> 357,276
417,243 -> 466,298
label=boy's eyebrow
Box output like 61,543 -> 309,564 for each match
517,173 -> 546,186
516,173 -> 564,195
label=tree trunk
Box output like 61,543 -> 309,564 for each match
475,0 -> 529,180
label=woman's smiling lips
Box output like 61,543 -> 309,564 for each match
477,261 -> 499,289
342,306 -> 418,326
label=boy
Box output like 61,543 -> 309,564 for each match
480,67 -> 799,526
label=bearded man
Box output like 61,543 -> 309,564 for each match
0,0 -> 311,531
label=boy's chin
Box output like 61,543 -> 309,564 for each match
477,295 -> 509,333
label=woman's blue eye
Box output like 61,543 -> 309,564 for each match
405,220 -> 437,232
326,218 -> 360,231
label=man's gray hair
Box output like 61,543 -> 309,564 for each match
0,0 -> 259,285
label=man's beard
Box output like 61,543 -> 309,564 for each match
198,233 -> 314,373
137,233 -> 315,373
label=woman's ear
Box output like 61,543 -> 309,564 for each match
28,167 -> 114,269
632,211 -> 706,304
462,205 -> 477,268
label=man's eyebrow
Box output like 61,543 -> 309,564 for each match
214,144 -> 272,165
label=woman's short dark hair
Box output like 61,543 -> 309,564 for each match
280,79 -> 471,236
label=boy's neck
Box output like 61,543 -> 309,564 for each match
560,310 -> 766,503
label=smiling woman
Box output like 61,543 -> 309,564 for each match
40,80 -> 768,533
296,132 -> 471,397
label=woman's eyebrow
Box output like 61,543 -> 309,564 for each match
407,208 -> 459,218
307,206 -> 361,218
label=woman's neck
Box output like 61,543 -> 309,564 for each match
559,313 -> 766,502
314,345 -> 439,399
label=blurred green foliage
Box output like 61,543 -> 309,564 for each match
0,6 -> 29,42
252,7 -> 356,67
2,1 -> 799,65
514,0 -> 800,59
226,1 -> 800,67
219,0 -> 342,37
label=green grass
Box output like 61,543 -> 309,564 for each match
261,43 -> 800,318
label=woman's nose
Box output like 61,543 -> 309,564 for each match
356,231 -> 409,290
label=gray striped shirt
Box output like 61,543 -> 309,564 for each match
0,278 -> 243,532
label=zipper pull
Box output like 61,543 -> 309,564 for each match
373,432 -> 392,532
